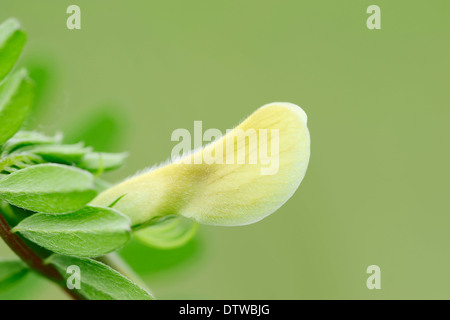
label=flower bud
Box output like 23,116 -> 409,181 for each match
91,102 -> 310,227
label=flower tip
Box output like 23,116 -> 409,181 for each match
260,102 -> 308,125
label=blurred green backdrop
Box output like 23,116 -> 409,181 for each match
1,0 -> 450,299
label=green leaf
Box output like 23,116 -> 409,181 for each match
0,69 -> 35,145
47,254 -> 154,300
1,131 -> 62,155
135,216 -> 199,249
0,163 -> 96,213
13,205 -> 131,257
20,143 -> 91,164
0,259 -> 29,293
0,18 -> 26,82
79,152 -> 128,173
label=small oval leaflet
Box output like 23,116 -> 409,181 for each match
0,69 -> 35,145
19,143 -> 92,164
0,18 -> 26,82
47,254 -> 154,300
13,205 -> 132,257
1,131 -> 62,155
0,163 -> 97,214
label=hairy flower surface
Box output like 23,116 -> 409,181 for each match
92,102 -> 310,227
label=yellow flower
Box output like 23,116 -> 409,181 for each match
92,102 -> 310,227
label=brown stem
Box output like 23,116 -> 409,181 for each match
0,212 -> 82,300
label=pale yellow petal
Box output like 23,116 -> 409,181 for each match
91,102 -> 310,227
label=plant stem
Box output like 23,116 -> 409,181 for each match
0,211 -> 82,300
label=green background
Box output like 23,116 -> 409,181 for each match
1,0 -> 449,299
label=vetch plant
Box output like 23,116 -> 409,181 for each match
0,18 -> 310,300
